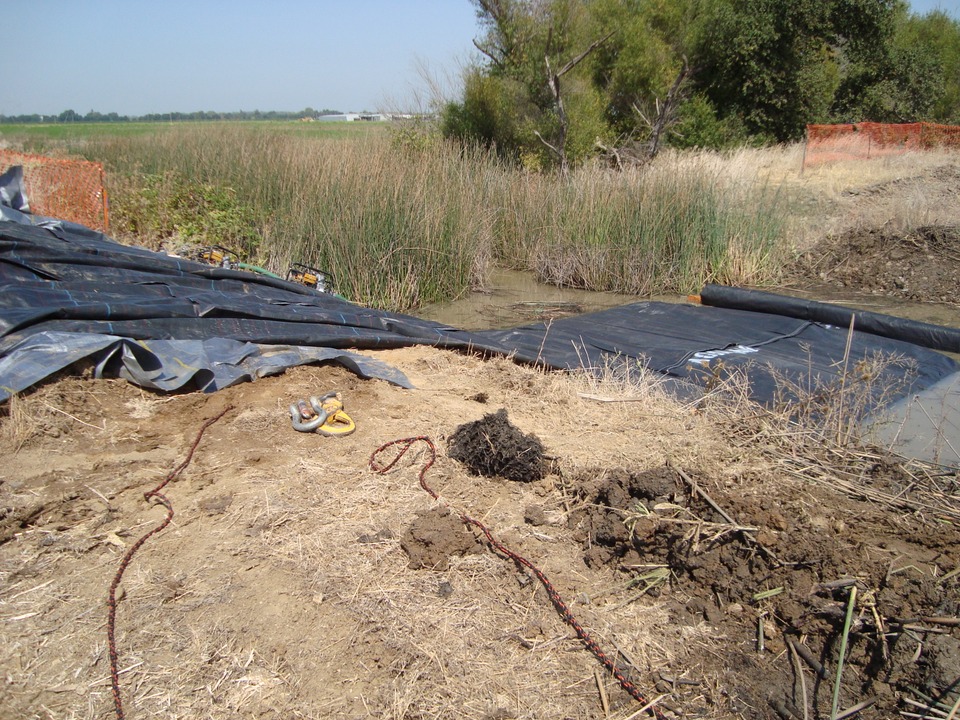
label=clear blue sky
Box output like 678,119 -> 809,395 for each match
2,1 -> 482,116
2,0 -> 956,118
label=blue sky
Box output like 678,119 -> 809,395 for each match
2,1 -> 482,116
2,0 -> 956,117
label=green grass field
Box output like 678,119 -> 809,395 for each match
0,120 -> 386,154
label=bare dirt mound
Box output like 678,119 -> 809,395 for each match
571,463 -> 960,718
2,346 -> 959,720
787,223 -> 960,304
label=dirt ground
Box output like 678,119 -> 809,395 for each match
3,154 -> 960,720
781,164 -> 960,308
788,221 -> 960,304
2,345 -> 959,720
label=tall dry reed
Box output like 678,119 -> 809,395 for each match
516,151 -> 785,294
88,124 -> 789,309
94,126 -> 498,310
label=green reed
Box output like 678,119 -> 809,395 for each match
513,158 -> 784,295
90,125 -> 493,310
80,123 -> 785,310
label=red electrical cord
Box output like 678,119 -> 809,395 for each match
106,405 -> 233,720
370,435 -> 667,718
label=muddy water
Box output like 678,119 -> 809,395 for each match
415,268 -> 684,330
415,268 -> 960,340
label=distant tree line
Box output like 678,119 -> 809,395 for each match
443,0 -> 960,168
0,108 -> 343,124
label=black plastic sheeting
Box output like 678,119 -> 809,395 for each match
1,213 -> 958,419
701,283 -> 960,354
0,220 -> 497,399
481,301 -> 958,405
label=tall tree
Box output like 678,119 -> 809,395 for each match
444,0 -> 956,163
893,8 -> 960,122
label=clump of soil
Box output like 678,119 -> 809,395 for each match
568,467 -> 679,569
447,408 -> 545,482
787,223 -> 960,303
401,506 -> 480,570
568,462 -> 960,717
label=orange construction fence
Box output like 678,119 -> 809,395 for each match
0,150 -> 109,232
803,122 -> 960,168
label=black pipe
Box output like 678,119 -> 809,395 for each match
699,284 -> 960,354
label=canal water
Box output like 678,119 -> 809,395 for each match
415,267 -> 960,340
415,268 -> 680,330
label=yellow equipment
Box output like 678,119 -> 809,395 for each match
289,392 -> 356,436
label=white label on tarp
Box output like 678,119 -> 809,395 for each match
688,344 -> 759,366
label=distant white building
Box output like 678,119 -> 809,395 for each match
318,113 -> 388,122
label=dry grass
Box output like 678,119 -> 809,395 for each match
2,347 -> 958,719
0,381 -> 116,455
694,346 -> 960,526
636,143 -> 960,260
775,144 -> 960,251
0,394 -> 37,453
75,126 -> 790,304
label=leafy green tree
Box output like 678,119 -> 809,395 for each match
441,69 -> 524,152
444,0 -> 957,161
694,0 -> 853,141
894,9 -> 960,122
445,0 -> 615,167
587,0 -> 695,132
827,0 -> 942,122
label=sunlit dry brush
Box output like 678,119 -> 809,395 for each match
759,142 -> 960,251
510,150 -> 787,296
83,124 -> 791,309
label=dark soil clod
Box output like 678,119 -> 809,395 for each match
567,461 -> 960,718
447,408 -> 545,483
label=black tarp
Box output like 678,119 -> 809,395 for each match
479,301 -> 958,405
0,220 -> 502,398
700,283 -> 960,354
1,208 -> 957,420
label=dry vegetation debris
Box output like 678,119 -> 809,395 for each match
1,345 -> 958,720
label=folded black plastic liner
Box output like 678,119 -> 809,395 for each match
701,283 -> 960,353
0,220 -> 492,398
1,219 -> 957,420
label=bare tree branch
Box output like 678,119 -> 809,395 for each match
644,58 -> 690,158
473,38 -> 505,70
534,130 -> 564,161
556,31 -> 614,79
543,32 -> 614,174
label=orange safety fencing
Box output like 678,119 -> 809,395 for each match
0,150 -> 109,231
804,122 -> 960,168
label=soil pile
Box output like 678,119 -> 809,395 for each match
572,462 -> 960,717
448,408 -> 546,482
789,223 -> 960,303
